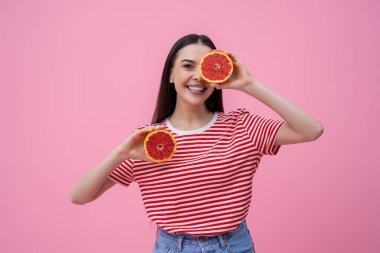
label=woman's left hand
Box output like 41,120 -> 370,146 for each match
210,52 -> 255,91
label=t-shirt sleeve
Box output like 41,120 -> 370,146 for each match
232,108 -> 286,156
108,159 -> 135,187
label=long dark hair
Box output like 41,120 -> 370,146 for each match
151,34 -> 224,124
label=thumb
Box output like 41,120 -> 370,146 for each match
211,83 -> 222,90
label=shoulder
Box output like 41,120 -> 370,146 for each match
219,108 -> 251,120
216,108 -> 254,126
227,108 -> 250,117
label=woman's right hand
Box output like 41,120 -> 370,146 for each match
118,125 -> 165,161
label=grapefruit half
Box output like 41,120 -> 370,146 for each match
200,50 -> 234,84
144,129 -> 177,163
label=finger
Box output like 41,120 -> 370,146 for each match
153,124 -> 166,129
135,126 -> 154,135
225,51 -> 237,62
226,52 -> 241,65
136,124 -> 165,134
228,53 -> 244,70
211,83 -> 222,90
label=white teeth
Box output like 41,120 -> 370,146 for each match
188,86 -> 205,91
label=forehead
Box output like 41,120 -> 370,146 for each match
175,43 -> 213,63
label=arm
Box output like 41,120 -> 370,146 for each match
242,79 -> 324,145
70,147 -> 127,205
70,125 -> 165,205
211,53 -> 324,145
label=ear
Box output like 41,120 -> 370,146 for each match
169,72 -> 174,84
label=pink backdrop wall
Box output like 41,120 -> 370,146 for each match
1,0 -> 378,252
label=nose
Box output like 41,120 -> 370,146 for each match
192,67 -> 201,80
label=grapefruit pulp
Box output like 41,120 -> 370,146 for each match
199,50 -> 234,84
144,129 -> 177,163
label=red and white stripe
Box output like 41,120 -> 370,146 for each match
108,108 -> 285,236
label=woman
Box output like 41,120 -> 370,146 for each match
70,34 -> 324,253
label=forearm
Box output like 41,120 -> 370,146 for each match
70,147 -> 128,204
242,79 -> 324,139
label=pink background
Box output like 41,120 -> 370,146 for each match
1,0 -> 379,252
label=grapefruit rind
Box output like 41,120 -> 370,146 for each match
144,129 -> 177,163
199,50 -> 234,84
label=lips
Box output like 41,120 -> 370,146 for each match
186,84 -> 207,94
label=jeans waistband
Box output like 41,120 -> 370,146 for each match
158,219 -> 247,242
156,220 -> 249,252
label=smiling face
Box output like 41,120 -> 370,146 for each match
169,43 -> 215,107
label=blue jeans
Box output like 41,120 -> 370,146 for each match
153,220 -> 255,253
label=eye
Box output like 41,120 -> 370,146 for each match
183,64 -> 194,70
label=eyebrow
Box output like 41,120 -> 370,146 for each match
180,59 -> 196,64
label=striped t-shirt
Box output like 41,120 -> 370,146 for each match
108,108 -> 285,236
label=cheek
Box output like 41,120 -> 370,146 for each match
171,68 -> 183,80
207,87 -> 215,95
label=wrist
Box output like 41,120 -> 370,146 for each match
241,79 -> 256,93
113,146 -> 130,161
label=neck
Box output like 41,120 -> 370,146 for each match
169,102 -> 213,129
